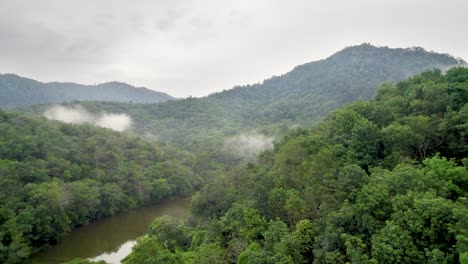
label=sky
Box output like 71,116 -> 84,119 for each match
0,0 -> 467,98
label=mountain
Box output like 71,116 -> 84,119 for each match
3,44 -> 467,263
29,44 -> 463,148
208,44 -> 464,126
0,74 -> 175,107
126,67 -> 468,264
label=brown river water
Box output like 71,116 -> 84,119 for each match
28,197 -> 190,264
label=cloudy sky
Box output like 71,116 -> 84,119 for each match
0,0 -> 466,97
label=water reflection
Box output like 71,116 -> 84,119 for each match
91,240 -> 136,264
28,197 -> 190,264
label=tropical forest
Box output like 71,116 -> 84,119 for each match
0,2 -> 467,264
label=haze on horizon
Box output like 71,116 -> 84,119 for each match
0,0 -> 467,98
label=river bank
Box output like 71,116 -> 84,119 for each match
28,197 -> 191,264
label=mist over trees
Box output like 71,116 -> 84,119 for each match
19,44 -> 464,150
0,111 -> 205,263
0,45 -> 466,264
123,68 -> 468,263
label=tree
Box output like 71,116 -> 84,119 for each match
122,237 -> 181,264
148,216 -> 191,252
371,221 -> 422,263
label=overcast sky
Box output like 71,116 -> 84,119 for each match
0,0 -> 466,97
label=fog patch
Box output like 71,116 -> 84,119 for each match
94,113 -> 132,132
223,133 -> 274,160
44,105 -> 132,132
44,105 -> 93,124
440,63 -> 468,73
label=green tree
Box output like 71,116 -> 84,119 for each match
122,237 -> 181,264
371,221 -> 422,263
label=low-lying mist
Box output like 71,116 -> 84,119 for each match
441,63 -> 468,73
223,133 -> 274,160
44,105 -> 132,132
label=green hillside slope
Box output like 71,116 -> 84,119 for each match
24,44 -> 464,148
0,111 -> 198,263
124,67 -> 468,263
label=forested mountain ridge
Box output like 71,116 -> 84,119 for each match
1,45 -> 466,264
0,74 -> 175,108
209,44 -> 464,126
123,68 -> 468,263
21,44 -> 464,148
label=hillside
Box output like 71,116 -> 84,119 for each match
0,110 -> 200,263
124,67 -> 468,263
23,44 -> 464,148
3,45 -> 467,264
0,74 -> 174,107
209,44 -> 464,126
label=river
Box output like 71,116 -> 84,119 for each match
28,197 -> 191,264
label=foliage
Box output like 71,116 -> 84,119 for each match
0,111 -> 201,263
19,44 -> 463,150
2,47 -> 467,264
126,68 -> 467,263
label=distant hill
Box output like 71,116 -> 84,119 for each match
20,44 -> 465,147
209,43 -> 465,126
0,74 -> 174,107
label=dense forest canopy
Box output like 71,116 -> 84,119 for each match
0,110 -> 222,263
1,45 -> 467,264
0,74 -> 175,108
19,44 -> 465,149
122,68 -> 468,263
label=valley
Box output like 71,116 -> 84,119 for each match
0,44 -> 466,264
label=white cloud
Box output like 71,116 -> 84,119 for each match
44,105 -> 132,132
44,105 -> 93,124
95,113 -> 132,132
223,133 -> 274,160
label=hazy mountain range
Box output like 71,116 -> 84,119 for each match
0,75 -> 175,108
1,43 -> 467,264
19,44 -> 464,147
4,44 -> 464,112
